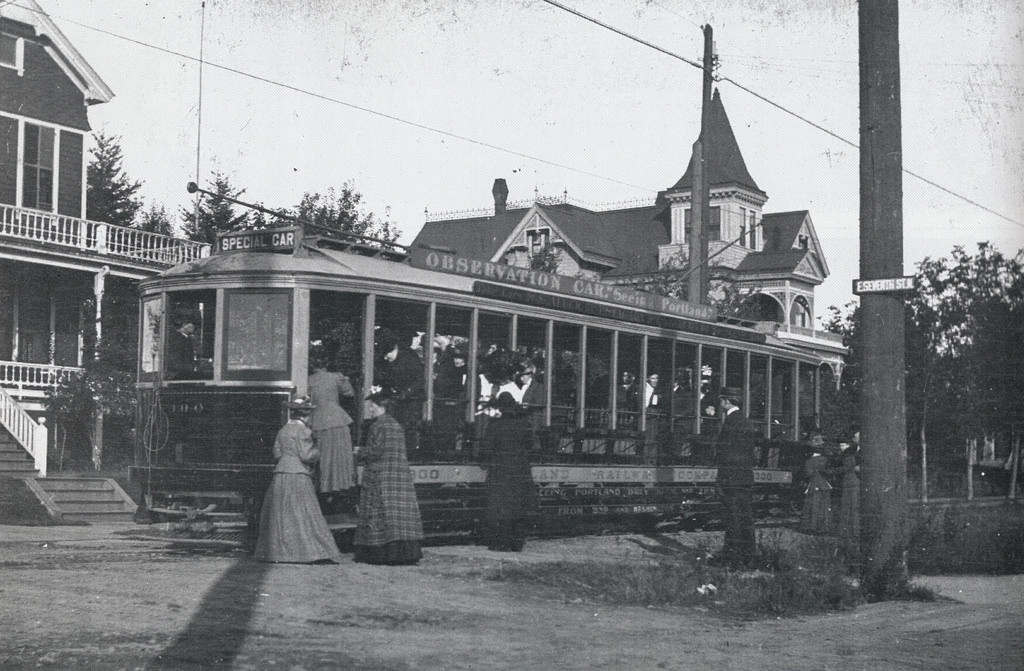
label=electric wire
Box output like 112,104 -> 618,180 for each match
13,1 -> 1024,229
541,0 -> 1024,229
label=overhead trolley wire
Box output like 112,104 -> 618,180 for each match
541,0 -> 1024,229
15,1 -> 1024,229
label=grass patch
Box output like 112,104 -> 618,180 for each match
0,476 -> 86,526
485,532 -> 860,618
908,502 -> 1024,575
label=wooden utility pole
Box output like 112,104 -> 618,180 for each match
859,0 -> 909,598
688,24 -> 714,304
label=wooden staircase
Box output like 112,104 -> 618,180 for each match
0,430 -> 38,476
22,476 -> 137,523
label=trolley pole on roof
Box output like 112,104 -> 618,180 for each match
688,24 -> 714,305
858,0 -> 909,598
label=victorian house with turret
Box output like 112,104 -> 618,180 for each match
1,1 -> 206,486
412,89 -> 845,381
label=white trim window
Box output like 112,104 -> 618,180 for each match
0,33 -> 24,76
22,123 -> 56,212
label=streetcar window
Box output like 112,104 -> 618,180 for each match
645,337 -> 673,460
431,305 -> 471,453
583,328 -> 613,430
167,290 -> 215,381
551,322 -> 580,436
699,345 -> 723,434
771,359 -> 795,439
223,290 -> 291,380
749,354 -> 768,437
798,362 -> 818,440
374,298 -> 429,451
672,342 -> 697,425
725,350 -> 746,400
140,297 -> 163,375
309,291 -> 364,377
475,310 -> 512,407
516,315 -> 548,414
616,333 -> 642,431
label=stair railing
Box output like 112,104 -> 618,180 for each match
0,385 -> 47,476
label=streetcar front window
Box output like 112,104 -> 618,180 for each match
223,290 -> 291,380
166,290 -> 215,381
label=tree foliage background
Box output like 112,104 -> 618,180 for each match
822,242 -> 1024,492
86,131 -> 143,228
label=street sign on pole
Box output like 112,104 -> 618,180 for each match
852,276 -> 916,295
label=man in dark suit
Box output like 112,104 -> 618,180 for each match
713,386 -> 757,568
166,321 -> 196,380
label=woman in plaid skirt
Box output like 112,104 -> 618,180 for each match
353,386 -> 425,565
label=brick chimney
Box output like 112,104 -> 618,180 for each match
492,178 -> 509,214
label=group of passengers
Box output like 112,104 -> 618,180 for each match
253,333 -> 541,566
799,429 -> 862,544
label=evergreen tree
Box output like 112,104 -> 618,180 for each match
138,203 -> 174,236
180,172 -> 249,244
86,131 -> 143,227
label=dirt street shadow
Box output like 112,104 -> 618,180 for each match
147,555 -> 268,669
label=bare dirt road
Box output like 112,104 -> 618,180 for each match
0,524 -> 1020,670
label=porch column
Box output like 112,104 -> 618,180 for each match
92,266 -> 109,346
91,266 -> 109,470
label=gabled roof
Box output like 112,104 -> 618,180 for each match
2,0 -> 114,104
668,89 -> 763,197
759,210 -> 829,278
412,200 -> 670,274
412,208 -> 528,259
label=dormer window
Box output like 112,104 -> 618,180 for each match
527,228 -> 550,256
0,34 -> 24,75
798,234 -> 809,250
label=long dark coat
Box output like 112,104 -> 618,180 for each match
354,413 -> 424,547
483,415 -> 538,525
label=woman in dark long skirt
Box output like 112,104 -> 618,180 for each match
353,386 -> 425,565
254,396 -> 341,564
482,392 -> 538,551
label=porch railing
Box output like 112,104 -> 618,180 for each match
0,361 -> 80,390
0,204 -> 210,267
0,384 -> 47,475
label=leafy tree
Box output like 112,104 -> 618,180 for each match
295,182 -> 400,243
138,203 -> 174,236
823,243 -> 1024,494
46,282 -> 138,471
86,131 -> 143,228
910,243 -> 1024,452
530,244 -> 562,273
180,172 -> 249,244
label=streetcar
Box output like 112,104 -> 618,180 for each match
131,204 -> 826,536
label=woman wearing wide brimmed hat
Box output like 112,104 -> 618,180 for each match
353,385 -> 425,565
254,396 -> 341,564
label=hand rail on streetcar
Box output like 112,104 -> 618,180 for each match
186,182 -> 410,255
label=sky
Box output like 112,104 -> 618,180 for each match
26,0 -> 1024,320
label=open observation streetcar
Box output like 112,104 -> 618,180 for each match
131,217 -> 826,538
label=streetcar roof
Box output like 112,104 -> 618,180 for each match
143,240 -> 824,363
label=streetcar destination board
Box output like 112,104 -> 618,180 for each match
852,276 -> 916,295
